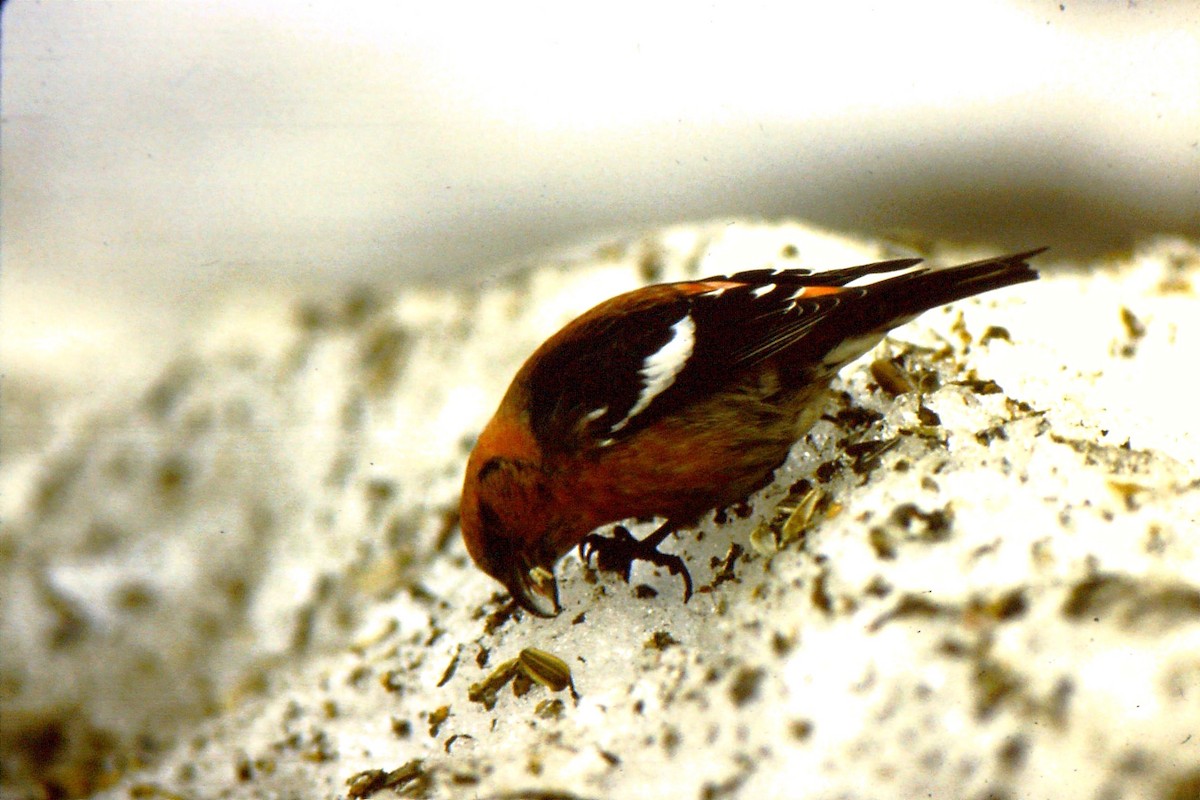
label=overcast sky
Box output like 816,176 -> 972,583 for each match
2,0 -> 1197,389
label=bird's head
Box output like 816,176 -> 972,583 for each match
460,432 -> 569,617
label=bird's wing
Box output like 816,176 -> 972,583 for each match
519,263 -> 907,453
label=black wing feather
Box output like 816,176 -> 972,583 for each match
522,250 -> 1042,453
523,298 -> 691,450
705,256 -> 923,287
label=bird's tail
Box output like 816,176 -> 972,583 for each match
856,247 -> 1045,331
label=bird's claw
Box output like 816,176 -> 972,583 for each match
579,523 -> 694,603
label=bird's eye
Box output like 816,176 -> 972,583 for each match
476,456 -> 505,483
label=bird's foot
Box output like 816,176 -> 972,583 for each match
579,522 -> 694,602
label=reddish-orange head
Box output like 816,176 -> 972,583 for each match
460,404 -> 582,617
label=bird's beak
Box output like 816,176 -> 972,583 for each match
505,561 -> 560,618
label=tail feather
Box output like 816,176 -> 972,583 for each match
782,248 -> 1045,381
856,247 -> 1045,330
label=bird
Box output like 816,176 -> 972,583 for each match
460,247 -> 1045,616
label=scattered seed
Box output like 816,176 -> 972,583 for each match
437,645 -> 462,687
467,659 -> 520,710
870,357 -> 915,395
519,648 -> 572,692
427,705 -> 450,737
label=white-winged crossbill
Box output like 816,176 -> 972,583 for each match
461,248 -> 1044,616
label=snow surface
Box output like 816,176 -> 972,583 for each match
3,221 -> 1200,800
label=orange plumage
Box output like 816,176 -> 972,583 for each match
461,249 -> 1043,616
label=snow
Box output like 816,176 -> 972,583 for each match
3,221 -> 1199,800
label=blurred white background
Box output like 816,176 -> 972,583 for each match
2,0 -> 1197,395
